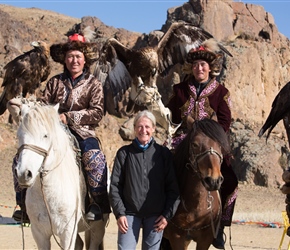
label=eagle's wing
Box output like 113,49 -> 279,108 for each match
0,41 -> 51,117
157,22 -> 232,77
0,54 -> 30,115
94,39 -> 132,113
258,81 -> 290,141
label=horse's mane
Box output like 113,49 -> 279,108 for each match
174,118 -> 230,178
18,105 -> 70,151
17,105 -> 78,177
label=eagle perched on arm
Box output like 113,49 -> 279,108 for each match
94,21 -> 232,114
0,41 -> 51,116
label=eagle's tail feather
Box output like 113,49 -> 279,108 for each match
0,88 -> 8,115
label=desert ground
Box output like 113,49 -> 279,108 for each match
0,122 -> 290,250
0,173 -> 289,249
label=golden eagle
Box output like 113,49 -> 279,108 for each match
94,21 -> 232,114
258,81 -> 290,146
0,41 -> 51,116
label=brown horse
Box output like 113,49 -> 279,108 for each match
162,118 -> 231,250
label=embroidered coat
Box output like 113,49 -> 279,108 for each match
167,76 -> 231,133
41,71 -> 104,140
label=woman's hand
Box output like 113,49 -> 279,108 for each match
154,215 -> 168,232
117,216 -> 128,234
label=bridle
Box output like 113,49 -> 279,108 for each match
190,146 -> 223,168
17,143 -> 74,250
17,143 -> 51,176
172,145 -> 223,238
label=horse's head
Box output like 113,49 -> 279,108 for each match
189,130 -> 224,191
14,104 -> 61,187
176,119 -> 230,191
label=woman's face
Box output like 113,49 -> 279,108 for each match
65,50 -> 86,78
134,116 -> 155,145
192,60 -> 211,83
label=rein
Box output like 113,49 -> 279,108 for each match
169,191 -> 221,236
17,142 -> 76,250
171,146 -> 223,238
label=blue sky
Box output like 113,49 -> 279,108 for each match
1,1 -> 290,38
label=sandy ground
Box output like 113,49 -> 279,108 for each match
0,123 -> 289,249
0,184 -> 289,250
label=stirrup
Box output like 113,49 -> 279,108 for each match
85,203 -> 103,221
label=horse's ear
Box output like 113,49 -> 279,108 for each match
210,112 -> 218,122
53,103 -> 60,112
186,115 -> 195,130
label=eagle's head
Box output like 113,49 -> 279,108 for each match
31,41 -> 50,57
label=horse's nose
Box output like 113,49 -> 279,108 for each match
14,167 -> 33,185
204,176 -> 224,191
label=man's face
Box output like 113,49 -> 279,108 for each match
65,50 -> 86,78
192,60 -> 211,83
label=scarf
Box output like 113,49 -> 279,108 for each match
134,137 -> 153,151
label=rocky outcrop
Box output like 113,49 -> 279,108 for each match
0,0 -> 289,188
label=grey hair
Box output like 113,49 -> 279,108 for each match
134,110 -> 156,127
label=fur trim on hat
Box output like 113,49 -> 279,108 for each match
186,38 -> 220,64
184,38 -> 224,76
50,40 -> 101,68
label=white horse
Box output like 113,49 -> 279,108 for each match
13,103 -> 108,250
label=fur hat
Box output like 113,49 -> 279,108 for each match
50,27 -> 101,68
183,38 -> 224,76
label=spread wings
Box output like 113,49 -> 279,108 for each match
0,41 -> 51,116
94,21 -> 232,114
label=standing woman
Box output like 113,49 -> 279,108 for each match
109,110 -> 180,250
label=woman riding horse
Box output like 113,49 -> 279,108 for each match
166,39 -> 238,249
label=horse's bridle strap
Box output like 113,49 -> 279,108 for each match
193,147 -> 223,164
17,144 -> 48,158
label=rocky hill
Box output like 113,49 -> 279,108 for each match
0,0 -> 289,188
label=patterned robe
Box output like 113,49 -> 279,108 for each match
41,70 -> 104,140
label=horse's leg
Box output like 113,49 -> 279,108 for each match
195,230 -> 214,250
75,234 -> 84,250
85,213 -> 109,250
30,225 -> 51,250
160,237 -> 172,250
58,227 -> 78,250
169,237 -> 191,250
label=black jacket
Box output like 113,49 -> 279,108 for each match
109,139 -> 180,220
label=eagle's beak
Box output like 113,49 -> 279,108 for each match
31,41 -> 40,47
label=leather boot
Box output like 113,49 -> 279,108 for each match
212,226 -> 225,249
86,192 -> 111,221
86,203 -> 103,221
12,189 -> 30,224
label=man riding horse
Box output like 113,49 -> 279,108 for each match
10,32 -> 111,228
166,39 -> 238,249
